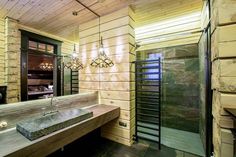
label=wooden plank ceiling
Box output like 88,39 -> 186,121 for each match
0,0 -> 202,41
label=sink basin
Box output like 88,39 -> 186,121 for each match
16,109 -> 93,141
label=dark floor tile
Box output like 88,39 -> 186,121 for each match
145,148 -> 162,157
145,145 -> 177,157
184,152 -> 201,157
48,133 -> 202,157
174,150 -> 184,157
130,142 -> 149,155
111,150 -> 139,157
138,139 -> 159,150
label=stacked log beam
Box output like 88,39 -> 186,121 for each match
211,0 -> 236,156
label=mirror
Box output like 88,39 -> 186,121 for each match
0,30 -> 78,104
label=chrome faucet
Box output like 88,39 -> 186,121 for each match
42,97 -> 59,116
51,97 -> 59,111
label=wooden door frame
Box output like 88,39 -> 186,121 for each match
20,30 -> 62,101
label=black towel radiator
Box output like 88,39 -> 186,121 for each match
70,70 -> 79,94
134,58 -> 161,149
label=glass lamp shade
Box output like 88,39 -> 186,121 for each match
71,52 -> 78,59
64,44 -> 84,71
64,58 -> 84,70
39,62 -> 53,71
90,52 -> 114,68
90,36 -> 114,68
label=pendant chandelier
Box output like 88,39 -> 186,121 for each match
39,62 -> 53,71
90,17 -> 114,68
64,44 -> 84,70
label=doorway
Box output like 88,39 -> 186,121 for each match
27,53 -> 54,100
20,30 -> 62,101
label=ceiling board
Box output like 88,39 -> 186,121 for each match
0,0 -> 202,41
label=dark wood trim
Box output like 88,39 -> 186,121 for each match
206,1 -> 213,156
19,30 -> 62,46
20,30 -> 63,101
20,35 -> 29,101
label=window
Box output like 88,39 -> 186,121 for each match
28,40 -> 54,53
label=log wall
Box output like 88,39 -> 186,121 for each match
4,17 -> 21,103
0,19 -> 4,85
211,0 -> 236,156
78,7 -> 135,146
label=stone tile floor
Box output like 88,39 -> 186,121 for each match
49,137 -> 201,157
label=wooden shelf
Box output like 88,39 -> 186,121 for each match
28,70 -> 53,74
28,90 -> 53,96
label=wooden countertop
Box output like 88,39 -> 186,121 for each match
0,104 -> 120,157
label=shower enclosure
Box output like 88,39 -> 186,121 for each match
136,44 -> 205,156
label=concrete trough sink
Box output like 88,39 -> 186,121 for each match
16,109 -> 93,141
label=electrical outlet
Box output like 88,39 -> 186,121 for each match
119,121 -> 127,127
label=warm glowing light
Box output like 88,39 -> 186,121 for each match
136,21 -> 199,40
135,12 -> 201,34
90,16 -> 114,68
91,37 -> 114,68
72,52 -> 78,58
64,44 -> 84,70
39,62 -> 53,71
99,47 -> 104,53
135,11 -> 201,45
65,58 -> 84,70
141,32 -> 192,44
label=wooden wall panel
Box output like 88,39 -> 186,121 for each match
212,24 -> 236,60
80,63 -> 135,74
135,0 -> 202,51
79,7 -> 135,146
100,91 -> 135,101
79,43 -> 132,58
212,26 -> 236,93
100,99 -> 135,111
135,0 -> 202,27
79,7 -> 134,31
138,33 -> 201,51
79,26 -> 134,46
211,0 -> 236,33
104,118 -> 135,131
80,34 -> 135,52
211,1 -> 236,156
213,119 -> 234,157
0,19 -> 5,85
5,17 -> 20,103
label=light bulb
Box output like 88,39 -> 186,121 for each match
99,47 -> 104,53
72,52 -> 78,58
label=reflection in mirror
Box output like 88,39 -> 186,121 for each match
0,30 -> 79,105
